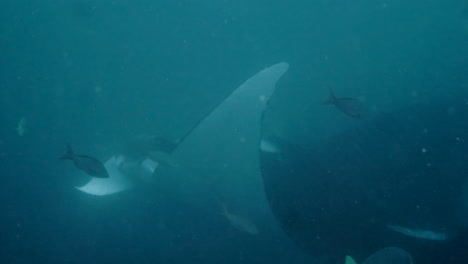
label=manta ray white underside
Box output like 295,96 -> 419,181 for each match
75,62 -> 290,196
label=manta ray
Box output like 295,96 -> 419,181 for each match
260,96 -> 468,264
74,62 -> 290,197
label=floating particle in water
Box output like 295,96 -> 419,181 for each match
16,117 -> 26,136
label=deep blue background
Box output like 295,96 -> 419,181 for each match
0,0 -> 467,263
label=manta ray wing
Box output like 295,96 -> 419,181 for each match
74,62 -> 289,197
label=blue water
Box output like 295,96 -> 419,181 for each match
1,0 -> 467,263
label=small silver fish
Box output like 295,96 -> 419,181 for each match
386,224 -> 450,241
222,204 -> 259,235
61,144 -> 109,178
325,87 -> 364,118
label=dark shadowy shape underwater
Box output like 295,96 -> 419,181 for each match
61,144 -> 109,178
261,96 -> 468,264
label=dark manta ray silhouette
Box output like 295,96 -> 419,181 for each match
260,96 -> 468,264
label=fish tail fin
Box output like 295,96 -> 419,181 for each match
60,144 -> 74,160
324,86 -> 336,104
